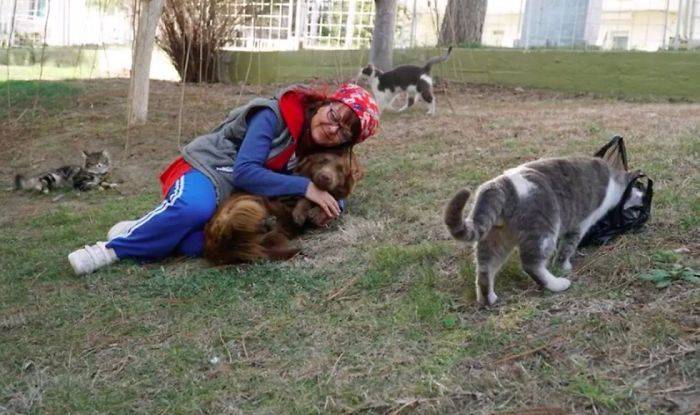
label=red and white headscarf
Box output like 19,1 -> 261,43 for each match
331,83 -> 380,143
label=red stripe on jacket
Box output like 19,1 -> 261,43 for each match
159,157 -> 192,197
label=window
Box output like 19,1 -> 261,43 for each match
612,35 -> 628,50
29,0 -> 47,17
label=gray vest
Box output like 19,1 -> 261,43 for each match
181,97 -> 297,204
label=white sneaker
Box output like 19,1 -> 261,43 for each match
68,242 -> 118,276
107,220 -> 137,240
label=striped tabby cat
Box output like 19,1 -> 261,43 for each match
14,150 -> 115,193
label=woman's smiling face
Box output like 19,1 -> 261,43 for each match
309,102 -> 358,147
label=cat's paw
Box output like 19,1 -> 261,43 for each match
546,277 -> 571,292
476,290 -> 498,306
561,260 -> 573,273
487,292 -> 498,305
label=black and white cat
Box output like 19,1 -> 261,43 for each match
358,47 -> 452,115
14,150 -> 116,193
444,156 -> 644,305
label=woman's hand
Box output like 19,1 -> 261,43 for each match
304,182 -> 340,219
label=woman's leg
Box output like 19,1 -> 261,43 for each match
176,230 -> 205,257
69,169 -> 217,275
106,170 -> 217,261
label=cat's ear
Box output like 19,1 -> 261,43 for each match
82,151 -> 88,159
102,150 -> 111,160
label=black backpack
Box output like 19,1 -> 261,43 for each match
579,136 -> 654,247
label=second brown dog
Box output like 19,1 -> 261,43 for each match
203,150 -> 363,265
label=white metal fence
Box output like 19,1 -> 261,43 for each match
225,0 -> 375,50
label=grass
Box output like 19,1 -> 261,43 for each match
0,79 -> 698,413
0,65 -> 95,81
0,80 -> 81,118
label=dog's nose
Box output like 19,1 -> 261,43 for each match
318,173 -> 333,188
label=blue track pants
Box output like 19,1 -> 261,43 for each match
106,169 -> 217,260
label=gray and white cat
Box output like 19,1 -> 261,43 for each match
444,156 -> 643,305
14,150 -> 116,193
358,47 -> 452,115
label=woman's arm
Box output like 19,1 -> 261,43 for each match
232,108 -> 310,197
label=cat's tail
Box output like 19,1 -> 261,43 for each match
444,185 -> 506,242
423,46 -> 453,73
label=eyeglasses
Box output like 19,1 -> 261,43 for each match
327,105 -> 355,144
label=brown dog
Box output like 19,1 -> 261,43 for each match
203,150 -> 363,265
292,150 -> 364,226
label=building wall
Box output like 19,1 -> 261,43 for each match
521,0 -> 595,47
483,0 -> 696,50
482,12 -> 522,47
1,0 -> 131,46
599,10 -> 678,50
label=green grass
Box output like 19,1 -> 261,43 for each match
0,65 -> 93,81
222,48 -> 700,101
0,80 -> 80,118
1,79 -> 698,413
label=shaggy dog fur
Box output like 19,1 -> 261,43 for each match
204,150 -> 363,265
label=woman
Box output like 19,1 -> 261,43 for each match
68,83 -> 379,275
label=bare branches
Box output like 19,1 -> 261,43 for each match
157,0 -> 239,83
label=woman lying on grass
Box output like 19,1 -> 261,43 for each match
68,83 -> 380,275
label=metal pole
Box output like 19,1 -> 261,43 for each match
410,0 -> 417,47
674,0 -> 683,48
516,0 -> 525,46
345,0 -> 356,48
684,0 -> 692,38
691,0 -> 698,43
524,0 -> 531,49
662,0 -> 670,49
8,0 -> 17,46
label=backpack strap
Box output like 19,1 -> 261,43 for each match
594,135 -> 629,171
613,172 -> 652,229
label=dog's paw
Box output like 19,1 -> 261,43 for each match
292,209 -> 307,226
308,207 -> 331,227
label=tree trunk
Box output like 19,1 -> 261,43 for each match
370,0 -> 397,71
128,0 -> 165,126
439,0 -> 486,46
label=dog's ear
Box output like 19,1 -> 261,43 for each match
295,153 -> 326,178
345,153 -> 364,181
351,160 -> 364,181
295,154 -> 314,173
